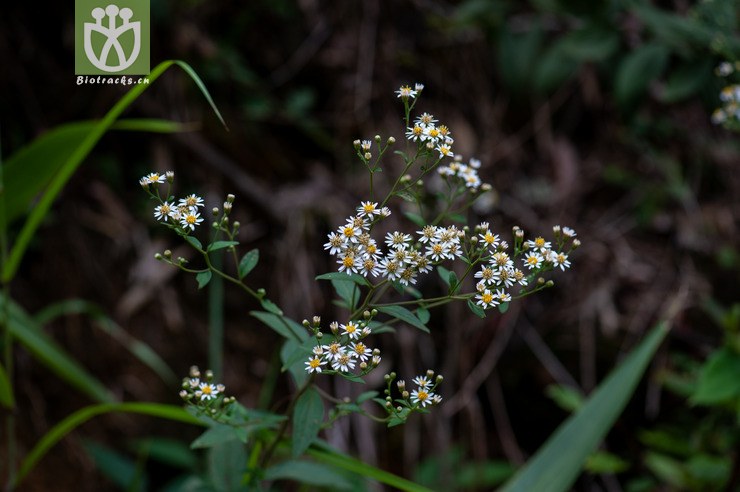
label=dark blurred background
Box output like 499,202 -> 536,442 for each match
1,0 -> 739,490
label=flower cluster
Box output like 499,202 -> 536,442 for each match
405,110 -> 455,159
438,156 -> 490,192
472,224 -> 577,309
303,316 -> 381,376
711,84 -> 740,126
325,203 -> 472,285
711,62 -> 740,129
180,366 -> 234,417
381,370 -> 443,424
139,171 -> 206,232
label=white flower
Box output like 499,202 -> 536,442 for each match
322,341 -> 345,362
411,388 -> 434,407
341,321 -> 361,339
406,124 -> 425,142
154,202 -> 175,222
331,353 -> 356,372
562,227 -> 576,238
413,375 -> 431,389
523,252 -> 544,270
324,232 -> 346,255
143,172 -> 166,184
554,252 -> 571,271
178,194 -> 204,209
351,342 -> 371,362
417,225 -> 438,243
378,258 -> 401,281
396,85 -> 417,99
476,289 -> 498,309
337,254 -> 359,274
357,201 -> 380,217
385,231 -> 412,248
495,289 -> 511,303
475,266 -> 500,285
415,113 -> 436,126
180,209 -> 204,231
197,382 -> 219,401
479,230 -> 500,249
305,356 -> 326,373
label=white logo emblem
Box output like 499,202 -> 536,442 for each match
84,4 -> 141,72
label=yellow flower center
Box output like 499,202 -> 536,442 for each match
535,237 -> 545,248
310,358 -> 321,368
527,256 -> 539,266
186,215 -> 197,224
202,385 -> 212,395
417,391 -> 428,401
482,293 -> 493,304
343,256 -> 355,267
343,226 -> 355,238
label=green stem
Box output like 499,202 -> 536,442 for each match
208,251 -> 224,379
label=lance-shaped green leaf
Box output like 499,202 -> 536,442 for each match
500,322 -> 669,492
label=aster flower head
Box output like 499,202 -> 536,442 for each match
341,321 -> 361,339
524,252 -> 544,270
324,232 -> 346,255
180,209 -> 204,231
197,382 -> 219,401
305,356 -> 326,374
554,252 -> 571,271
143,172 -> 166,184
436,143 -> 454,159
413,375 -> 431,389
396,85 -> 417,99
357,201 -> 380,217
179,194 -> 205,209
351,341 -> 371,361
411,388 -> 434,407
332,353 -> 356,372
476,289 -> 499,309
154,202 -> 175,222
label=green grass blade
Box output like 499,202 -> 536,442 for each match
0,360 -> 14,408
0,295 -> 114,403
499,322 -> 670,492
2,59 -> 226,282
34,299 -> 178,386
15,402 -> 201,487
307,444 -> 434,492
0,118 -> 190,228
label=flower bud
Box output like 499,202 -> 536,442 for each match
212,207 -> 220,217
226,194 -> 235,204
364,152 -> 372,160
426,369 -> 435,379
374,134 -> 381,143
537,277 -> 545,286
302,319 -> 310,328
154,253 -> 163,260
164,249 -> 172,259
313,316 -> 321,326
353,139 -> 361,149
387,136 -> 396,144
166,171 -> 175,183
402,391 -> 410,399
